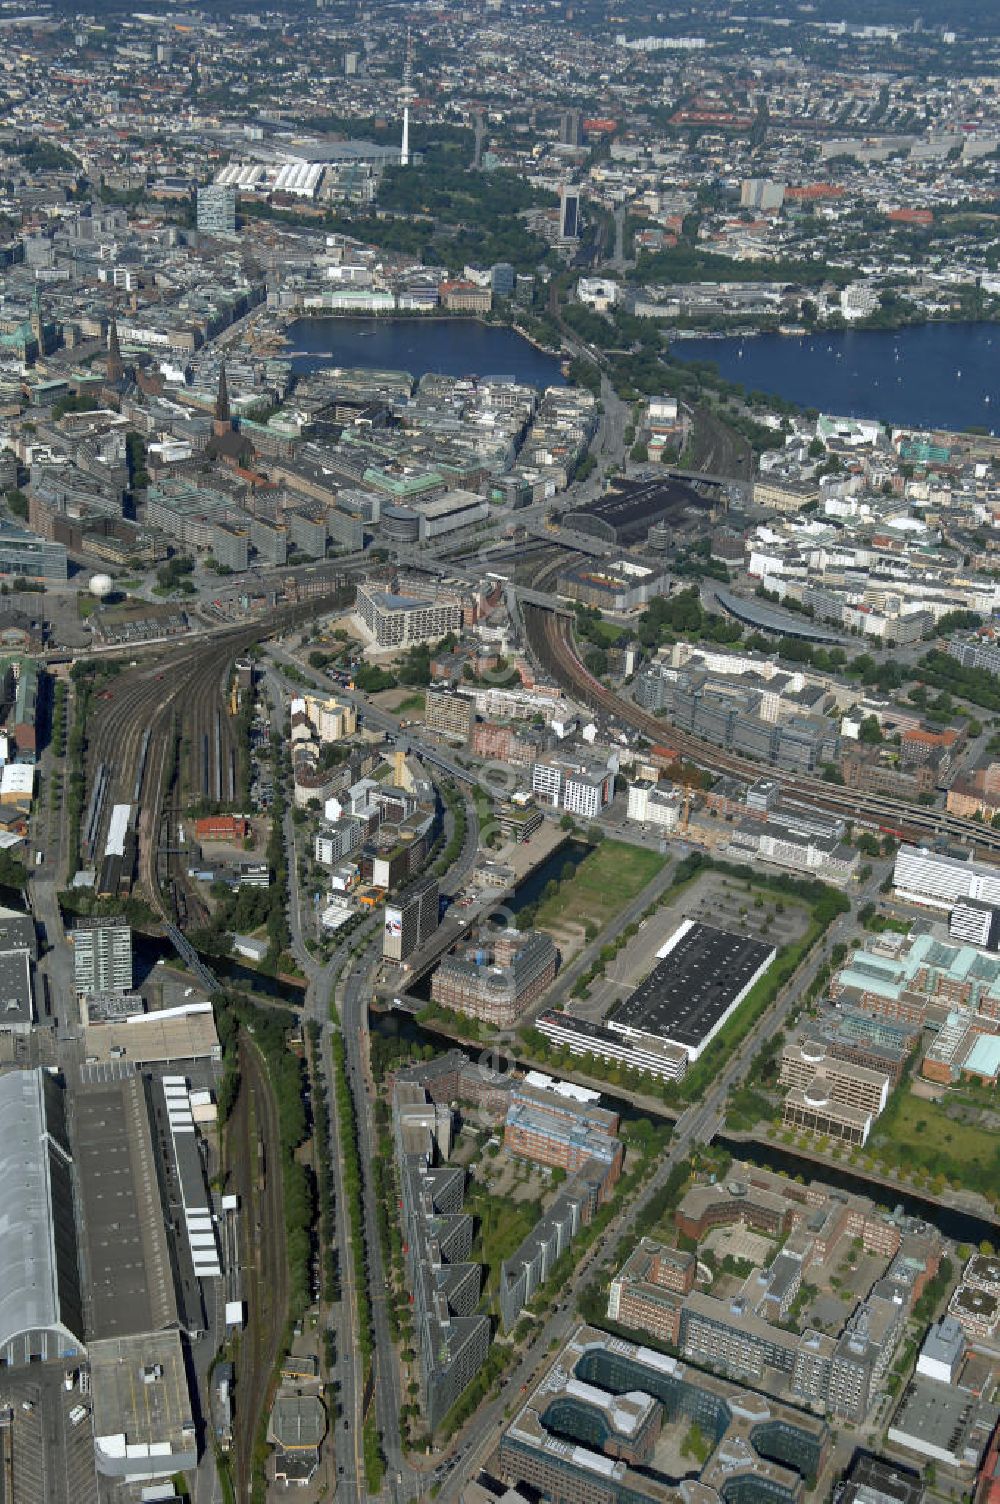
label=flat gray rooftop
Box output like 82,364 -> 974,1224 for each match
0,948 -> 32,1029
88,1330 -> 195,1460
890,1376 -> 997,1462
0,904 -> 36,957
271,1393 -> 326,1449
73,1074 -> 177,1339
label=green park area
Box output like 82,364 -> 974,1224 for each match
531,839 -> 666,933
467,1114 -> 672,1322
465,1177 -> 541,1307
866,1089 -> 1000,1201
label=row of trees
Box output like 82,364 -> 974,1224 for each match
330,1033 -> 381,1489
525,854 -> 848,1107
216,995 -> 315,1320
430,780 -> 467,880
305,1020 -> 338,1305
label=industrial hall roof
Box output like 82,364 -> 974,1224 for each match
0,1069 -> 85,1359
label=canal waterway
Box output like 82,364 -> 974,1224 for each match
502,837 -> 591,917
287,315 -> 566,386
371,1011 -> 999,1247
134,933 -> 303,1000
674,321 -> 1000,431
406,837 -> 592,1003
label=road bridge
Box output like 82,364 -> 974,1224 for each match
389,546 -> 463,578
516,585 -> 573,613
522,518 -> 619,556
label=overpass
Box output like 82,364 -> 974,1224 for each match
386,545 -> 458,578
516,585 -> 573,613
385,542 -> 573,616
522,518 -> 619,557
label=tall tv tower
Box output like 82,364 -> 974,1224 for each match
400,26 -> 414,167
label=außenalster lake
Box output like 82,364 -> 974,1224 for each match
675,321 -> 1000,431
287,316 -> 566,387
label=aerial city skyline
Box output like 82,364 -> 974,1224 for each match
0,2 -> 1000,1503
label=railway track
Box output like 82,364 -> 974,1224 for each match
524,602 -> 1000,858
81,593 -> 352,917
229,1035 -> 288,1501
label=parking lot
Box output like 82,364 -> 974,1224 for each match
0,1366 -> 97,1504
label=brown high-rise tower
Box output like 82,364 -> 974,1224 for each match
213,360 -> 231,435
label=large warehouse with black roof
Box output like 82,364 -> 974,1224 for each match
608,919 -> 776,1062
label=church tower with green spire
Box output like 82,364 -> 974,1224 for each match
29,285 -> 45,357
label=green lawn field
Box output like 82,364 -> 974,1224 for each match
869,1090 -> 1000,1197
535,840 -> 666,931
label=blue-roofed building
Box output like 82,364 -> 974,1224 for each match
961,1034 -> 1000,1083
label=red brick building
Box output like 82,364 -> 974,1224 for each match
194,815 -> 249,842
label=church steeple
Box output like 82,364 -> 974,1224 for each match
215,360 -> 230,424
106,301 -> 123,384
29,285 -> 44,357
213,360 -> 232,436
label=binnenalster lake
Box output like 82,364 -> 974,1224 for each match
674,320 -> 1000,431
287,315 -> 566,387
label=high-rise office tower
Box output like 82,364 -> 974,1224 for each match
74,918 -> 133,996
559,186 -> 580,240
197,184 -> 237,236
383,876 -> 439,962
559,108 -> 582,146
